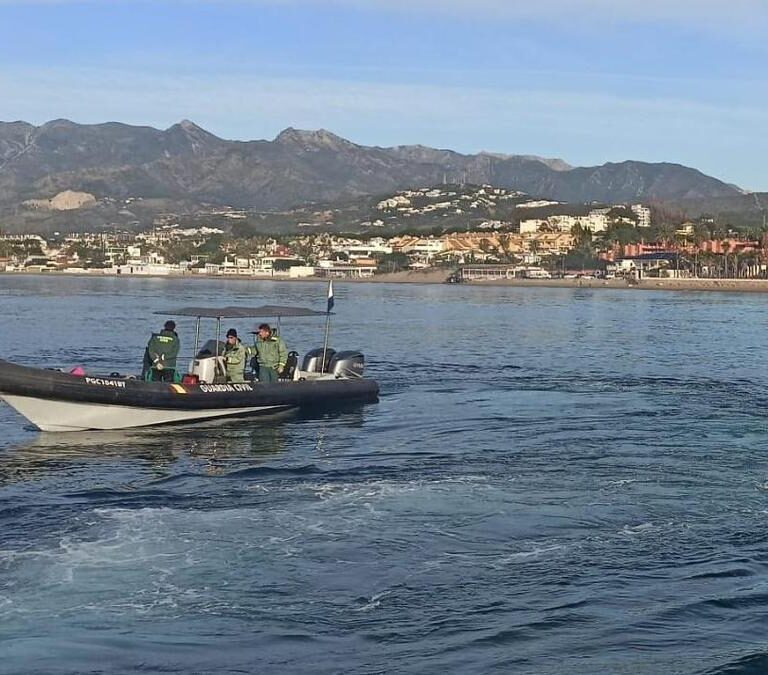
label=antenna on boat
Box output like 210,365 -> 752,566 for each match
321,279 -> 334,372
193,316 -> 201,359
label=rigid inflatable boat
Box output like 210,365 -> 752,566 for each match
0,304 -> 379,432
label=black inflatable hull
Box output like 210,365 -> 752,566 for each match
0,359 -> 379,431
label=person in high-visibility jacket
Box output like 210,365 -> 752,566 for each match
223,328 -> 248,383
142,320 -> 180,382
253,323 -> 287,384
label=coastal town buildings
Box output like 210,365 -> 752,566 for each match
2,223 -> 761,279
2,189 -> 762,280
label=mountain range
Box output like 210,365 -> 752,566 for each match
0,119 -> 764,233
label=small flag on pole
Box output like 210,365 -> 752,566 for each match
326,279 -> 334,313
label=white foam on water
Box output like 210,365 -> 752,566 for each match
308,474 -> 491,503
424,542 -> 573,572
303,475 -> 497,516
285,474 -> 510,542
1,474 -> 525,631
619,522 -> 659,536
0,548 -> 59,564
0,505 -> 275,622
496,544 -> 568,563
353,590 -> 393,613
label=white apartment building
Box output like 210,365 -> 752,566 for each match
548,215 -> 580,232
581,211 -> 610,232
105,246 -> 128,264
631,204 -> 652,227
516,200 -> 561,209
376,195 -> 411,210
342,241 -> 393,259
249,256 -> 303,274
520,219 -> 548,234
399,238 -> 446,258
106,263 -> 177,276
520,212 -> 609,235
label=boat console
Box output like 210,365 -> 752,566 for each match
190,339 -> 226,383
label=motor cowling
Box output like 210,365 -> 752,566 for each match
329,351 -> 365,378
302,348 -> 336,373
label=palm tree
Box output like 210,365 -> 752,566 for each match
498,233 -> 513,262
733,250 -> 743,278
721,240 -> 732,278
740,251 -> 754,278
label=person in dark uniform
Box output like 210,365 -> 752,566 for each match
142,320 -> 180,382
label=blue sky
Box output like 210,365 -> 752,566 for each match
1,0 -> 767,189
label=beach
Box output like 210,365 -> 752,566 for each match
6,268 -> 768,293
368,269 -> 768,293
461,277 -> 768,293
369,269 -> 768,293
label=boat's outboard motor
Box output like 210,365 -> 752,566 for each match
302,348 -> 336,373
190,339 -> 226,383
329,351 -> 365,378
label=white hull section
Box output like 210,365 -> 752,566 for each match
0,394 -> 288,432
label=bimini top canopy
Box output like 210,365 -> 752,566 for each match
246,305 -> 330,317
156,305 -> 331,319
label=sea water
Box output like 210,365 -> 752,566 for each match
2,276 -> 768,674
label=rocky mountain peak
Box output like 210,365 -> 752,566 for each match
478,151 -> 572,172
40,118 -> 78,129
275,127 -> 357,151
164,119 -> 223,154
167,119 -> 219,138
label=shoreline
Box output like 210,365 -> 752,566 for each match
5,269 -> 768,293
460,277 -> 768,293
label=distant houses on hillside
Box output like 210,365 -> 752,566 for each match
2,187 -> 761,280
